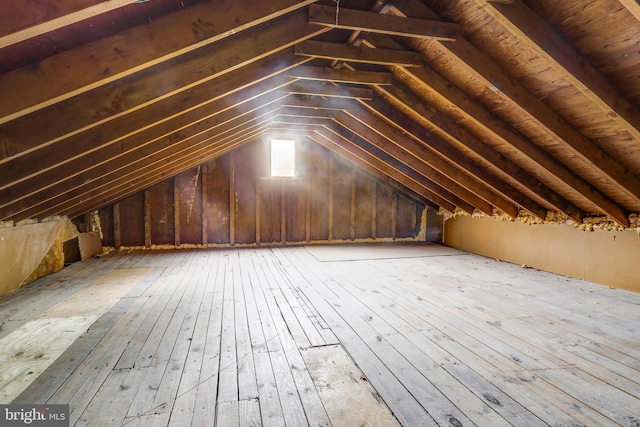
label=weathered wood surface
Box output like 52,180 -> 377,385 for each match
1,245 -> 639,426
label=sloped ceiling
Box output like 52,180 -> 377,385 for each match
1,0 -> 640,227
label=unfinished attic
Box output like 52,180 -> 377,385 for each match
1,0 -> 640,425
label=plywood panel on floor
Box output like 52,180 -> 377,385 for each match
1,244 -> 639,426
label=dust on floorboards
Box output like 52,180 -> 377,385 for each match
1,245 -> 639,426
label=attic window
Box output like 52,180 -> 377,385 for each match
270,139 -> 297,177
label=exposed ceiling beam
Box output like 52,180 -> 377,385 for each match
295,40 -> 423,67
381,80 -> 585,221
0,10 -> 326,164
335,110 -> 495,215
286,66 -> 392,85
308,131 -> 437,210
308,4 -> 458,40
315,127 -> 457,212
0,0 -> 319,124
29,119 -> 275,221
283,82 -> 373,99
280,96 -> 358,111
390,0 -> 640,210
477,0 -> 640,146
361,94 -> 548,219
1,88 -> 291,220
0,0 -> 132,48
362,33 -> 630,226
0,51 -> 309,195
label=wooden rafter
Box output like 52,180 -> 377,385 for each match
314,127 -> 457,212
0,0 -> 131,47
286,66 -> 392,85
362,33 -> 630,226
295,40 -> 423,67
0,0 -> 319,124
477,0 -> 640,145
0,10 -> 326,165
335,110 -> 496,215
308,4 -> 458,40
308,132 -> 436,209
283,82 -> 373,99
390,0 -> 640,211
381,80 -> 585,221
618,0 -> 640,22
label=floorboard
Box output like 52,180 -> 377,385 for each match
1,244 -> 639,426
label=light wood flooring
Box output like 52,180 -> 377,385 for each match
1,244 -> 640,426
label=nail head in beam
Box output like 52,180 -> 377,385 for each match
286,66 -> 393,85
295,40 -> 423,67
283,82 -> 373,99
309,4 -> 458,41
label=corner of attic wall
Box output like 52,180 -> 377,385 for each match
0,216 -> 91,297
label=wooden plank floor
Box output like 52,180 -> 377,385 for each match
2,244 -> 640,426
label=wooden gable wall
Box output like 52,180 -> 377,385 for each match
85,139 -> 433,249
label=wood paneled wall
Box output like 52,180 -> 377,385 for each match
91,139 -> 430,248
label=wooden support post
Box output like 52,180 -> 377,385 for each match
391,194 -> 397,240
372,183 -> 377,239
144,189 -> 151,248
230,152 -> 236,246
256,179 -> 261,245
113,203 -> 121,249
350,169 -> 356,241
281,180 -> 286,244
174,178 -> 181,247
201,162 -> 208,246
328,156 -> 334,241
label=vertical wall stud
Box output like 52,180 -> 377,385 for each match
201,162 -> 208,246
174,177 -> 181,247
144,189 -> 151,248
113,202 -> 121,249
328,155 -> 334,241
350,169 -> 356,241
392,194 -> 398,240
371,183 -> 377,239
280,180 -> 286,244
229,151 -> 236,246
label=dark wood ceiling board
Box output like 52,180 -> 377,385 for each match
308,4 -> 458,40
0,58 -> 302,192
23,124 -> 272,222
295,40 -> 423,67
385,60 -> 628,224
312,128 -> 449,211
322,124 -> 472,213
0,9 -> 328,162
285,65 -> 393,85
308,132 -> 436,210
337,107 -> 505,216
381,80 -> 585,221
0,0 -> 319,123
365,93 -> 555,220
477,0 -> 640,159
393,0 -> 640,211
617,0 -> 640,23
1,100 -> 286,220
